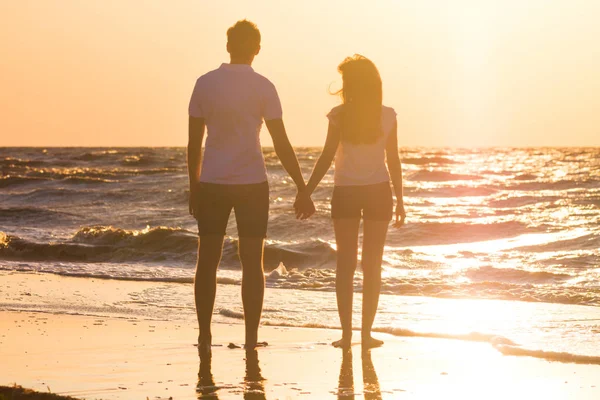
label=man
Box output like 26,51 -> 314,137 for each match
187,20 -> 314,355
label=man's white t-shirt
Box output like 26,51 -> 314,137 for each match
188,63 -> 282,184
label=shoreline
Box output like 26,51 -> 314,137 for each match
1,310 -> 599,399
2,270 -> 600,364
1,271 -> 599,398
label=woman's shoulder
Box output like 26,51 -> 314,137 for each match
327,104 -> 344,117
326,104 -> 345,125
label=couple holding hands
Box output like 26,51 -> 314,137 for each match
187,20 -> 405,355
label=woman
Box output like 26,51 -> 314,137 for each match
295,55 -> 405,348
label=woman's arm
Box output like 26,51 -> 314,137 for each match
385,119 -> 406,226
294,121 -> 340,217
306,121 -> 341,195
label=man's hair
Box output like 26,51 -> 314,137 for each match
227,20 -> 261,58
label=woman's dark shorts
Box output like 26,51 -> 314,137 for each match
195,181 -> 269,238
331,181 -> 393,221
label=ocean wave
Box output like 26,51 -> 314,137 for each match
488,195 -> 561,208
220,238 -> 337,270
7,188 -> 91,201
406,186 -> 497,198
219,308 -> 245,319
0,176 -> 50,188
264,239 -> 336,269
0,157 -> 47,168
2,258 -> 598,307
513,173 -> 539,181
1,166 -> 184,186
0,227 -> 198,263
0,207 -> 79,222
72,225 -> 198,254
494,344 -> 600,365
374,326 -> 517,345
407,170 -> 483,182
61,176 -> 116,184
1,172 -> 115,186
515,233 -> 600,252
465,266 -> 573,284
262,319 -> 600,365
388,220 -> 534,246
573,195 -> 600,208
401,157 -> 458,165
0,226 -> 336,269
508,179 -> 600,191
260,320 -> 515,347
262,318 -> 573,362
73,150 -> 124,161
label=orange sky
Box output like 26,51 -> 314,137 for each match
1,0 -> 599,147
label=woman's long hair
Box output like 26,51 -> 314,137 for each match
335,55 -> 383,144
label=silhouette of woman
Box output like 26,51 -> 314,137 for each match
297,55 -> 406,348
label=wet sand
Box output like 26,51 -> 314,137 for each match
0,309 -> 598,399
1,271 -> 599,399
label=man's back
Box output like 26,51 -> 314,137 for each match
188,19 -> 313,354
189,63 -> 282,184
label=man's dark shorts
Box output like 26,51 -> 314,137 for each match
195,181 -> 269,238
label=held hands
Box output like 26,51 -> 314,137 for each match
393,202 -> 406,228
294,190 -> 316,220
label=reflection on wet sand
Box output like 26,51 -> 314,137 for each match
197,353 -> 219,399
244,349 -> 266,400
196,350 -> 267,399
362,350 -> 382,400
336,349 -> 382,399
337,349 -> 355,399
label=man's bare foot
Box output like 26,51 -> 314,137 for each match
244,341 -> 268,349
361,335 -> 384,349
198,336 -> 212,358
332,337 -> 352,349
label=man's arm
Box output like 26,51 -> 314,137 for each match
188,116 -> 206,217
385,120 -> 406,226
265,119 -> 306,191
265,118 -> 314,218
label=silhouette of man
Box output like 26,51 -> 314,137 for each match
187,20 -> 314,355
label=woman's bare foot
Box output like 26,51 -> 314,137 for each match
332,337 -> 352,349
361,335 -> 384,349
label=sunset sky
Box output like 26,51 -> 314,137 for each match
2,0 -> 599,147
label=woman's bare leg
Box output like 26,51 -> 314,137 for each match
361,220 -> 388,348
332,218 -> 360,348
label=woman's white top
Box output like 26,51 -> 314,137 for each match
327,105 -> 397,186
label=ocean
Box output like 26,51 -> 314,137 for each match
1,147 -> 599,361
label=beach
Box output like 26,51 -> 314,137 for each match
4,0 -> 600,396
1,146 -> 599,397
1,271 -> 599,399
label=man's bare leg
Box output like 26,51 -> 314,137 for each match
194,235 -> 225,357
238,236 -> 265,349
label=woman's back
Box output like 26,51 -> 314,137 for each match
329,104 -> 397,186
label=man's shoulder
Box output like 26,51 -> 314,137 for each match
195,67 -> 222,83
249,70 -> 277,90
